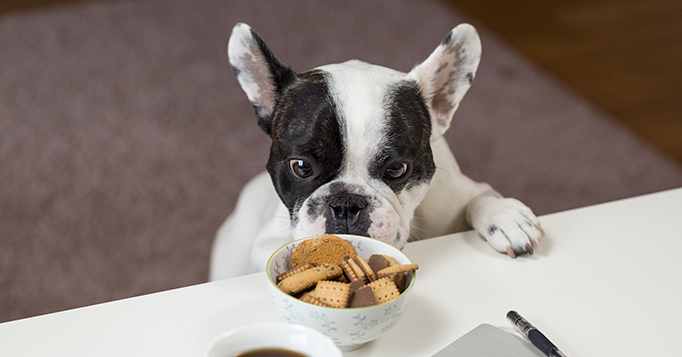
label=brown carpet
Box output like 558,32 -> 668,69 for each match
1,0 -> 681,323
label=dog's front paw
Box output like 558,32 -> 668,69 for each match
468,195 -> 544,258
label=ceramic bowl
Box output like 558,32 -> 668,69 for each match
266,234 -> 416,352
206,321 -> 341,357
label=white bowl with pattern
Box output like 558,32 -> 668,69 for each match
266,234 -> 416,352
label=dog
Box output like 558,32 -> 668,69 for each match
209,23 -> 544,280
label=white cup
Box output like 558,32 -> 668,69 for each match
206,321 -> 342,357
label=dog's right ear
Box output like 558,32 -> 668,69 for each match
228,23 -> 297,136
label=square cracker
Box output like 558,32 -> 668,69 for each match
313,280 -> 351,308
368,277 -> 400,304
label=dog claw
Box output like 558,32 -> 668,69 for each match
525,244 -> 534,255
506,246 -> 517,259
535,224 -> 545,236
532,237 -> 542,250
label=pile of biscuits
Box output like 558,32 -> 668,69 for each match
276,234 -> 418,308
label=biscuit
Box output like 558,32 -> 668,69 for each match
348,285 -> 378,308
277,264 -> 342,295
277,262 -> 316,282
340,259 -> 359,282
376,263 -> 419,278
300,294 -> 332,307
346,257 -> 368,283
367,254 -> 390,275
353,255 -> 376,282
313,281 -> 351,308
381,255 -> 408,292
383,255 -> 400,267
368,277 -> 400,304
291,234 -> 358,267
349,279 -> 365,292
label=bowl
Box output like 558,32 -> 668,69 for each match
266,234 -> 416,352
206,321 -> 341,357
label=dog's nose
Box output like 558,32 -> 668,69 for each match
329,192 -> 368,221
326,192 -> 370,235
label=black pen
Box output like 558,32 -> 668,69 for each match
506,310 -> 567,357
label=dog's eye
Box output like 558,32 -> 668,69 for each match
384,162 -> 408,180
289,159 -> 313,178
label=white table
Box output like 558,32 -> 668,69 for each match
2,188 -> 681,356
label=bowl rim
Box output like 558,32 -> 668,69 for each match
206,321 -> 341,356
266,234 -> 416,311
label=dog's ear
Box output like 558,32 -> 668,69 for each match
407,24 -> 481,139
228,23 -> 297,136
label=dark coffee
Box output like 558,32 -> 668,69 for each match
237,347 -> 309,357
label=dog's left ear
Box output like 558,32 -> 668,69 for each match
407,24 -> 481,139
228,23 -> 297,136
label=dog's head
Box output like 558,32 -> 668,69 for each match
228,23 -> 480,249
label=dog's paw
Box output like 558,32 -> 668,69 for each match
468,196 -> 544,258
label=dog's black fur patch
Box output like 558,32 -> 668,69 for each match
372,80 -> 436,193
266,70 -> 345,218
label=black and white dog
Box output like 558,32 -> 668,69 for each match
210,23 -> 544,280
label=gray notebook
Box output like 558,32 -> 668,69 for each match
433,324 -> 546,357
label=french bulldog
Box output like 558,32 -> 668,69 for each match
209,23 -> 544,280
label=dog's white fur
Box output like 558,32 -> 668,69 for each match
210,23 -> 543,280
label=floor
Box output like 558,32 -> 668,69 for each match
444,0 -> 682,164
2,0 -> 681,164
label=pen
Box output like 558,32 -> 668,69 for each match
506,310 -> 567,357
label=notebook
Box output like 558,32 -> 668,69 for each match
432,324 -> 546,357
